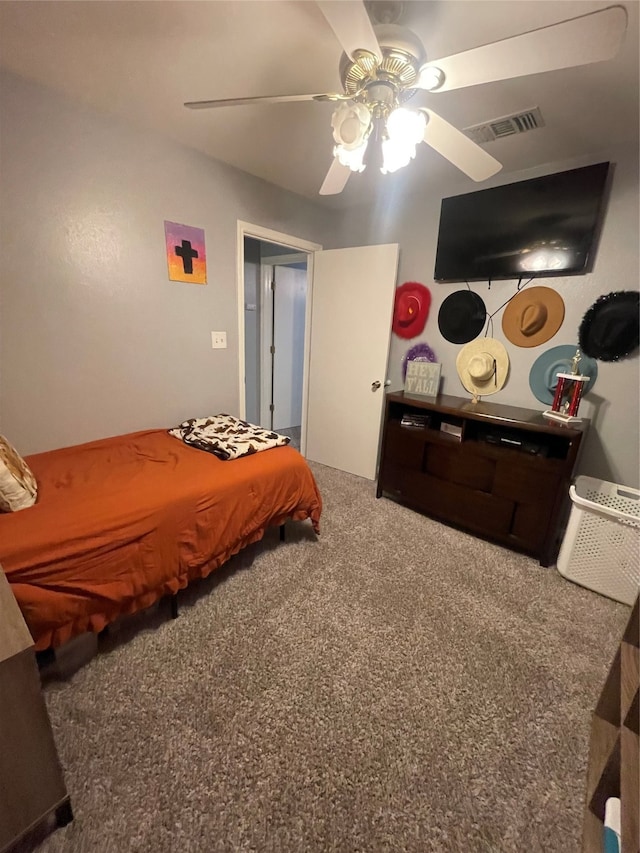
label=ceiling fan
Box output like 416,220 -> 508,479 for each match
184,1 -> 627,196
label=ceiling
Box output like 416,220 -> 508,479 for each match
0,1 -> 638,208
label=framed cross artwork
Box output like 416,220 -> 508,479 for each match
164,221 -> 207,285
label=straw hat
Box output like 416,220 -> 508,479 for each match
456,338 -> 509,397
502,286 -> 565,347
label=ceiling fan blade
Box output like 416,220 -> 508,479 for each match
421,109 -> 502,182
319,157 -> 351,195
417,5 -> 627,92
184,93 -> 332,109
316,0 -> 382,62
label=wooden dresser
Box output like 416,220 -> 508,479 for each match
376,392 -> 587,566
0,568 -> 72,852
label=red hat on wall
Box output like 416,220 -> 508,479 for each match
392,282 -> 431,339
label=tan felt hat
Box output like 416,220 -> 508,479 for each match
456,338 -> 509,398
502,286 -> 565,348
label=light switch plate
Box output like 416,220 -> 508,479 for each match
211,331 -> 227,349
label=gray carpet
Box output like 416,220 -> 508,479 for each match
32,461 -> 629,852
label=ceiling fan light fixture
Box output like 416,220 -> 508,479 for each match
380,108 -> 425,174
386,107 -> 426,144
380,137 -> 415,173
331,102 -> 372,149
417,65 -> 446,92
335,140 -> 368,172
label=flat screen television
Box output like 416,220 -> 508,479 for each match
434,162 -> 610,283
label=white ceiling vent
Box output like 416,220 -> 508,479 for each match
464,107 -> 545,144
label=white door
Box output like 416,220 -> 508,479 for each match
258,263 -> 308,431
305,244 -> 399,479
272,265 -> 307,431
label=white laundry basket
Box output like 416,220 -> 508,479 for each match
557,475 -> 640,606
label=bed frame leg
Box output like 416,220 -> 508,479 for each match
36,647 -> 56,670
279,523 -> 286,542
55,797 -> 74,828
170,594 -> 179,619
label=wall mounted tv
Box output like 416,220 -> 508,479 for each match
434,162 -> 610,283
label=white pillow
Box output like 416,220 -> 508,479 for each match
0,435 -> 37,512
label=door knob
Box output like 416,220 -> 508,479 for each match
371,380 -> 381,391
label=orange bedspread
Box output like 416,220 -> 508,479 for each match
0,429 -> 322,650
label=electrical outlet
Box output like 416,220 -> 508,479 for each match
211,331 -> 227,349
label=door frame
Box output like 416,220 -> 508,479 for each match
236,221 -> 322,455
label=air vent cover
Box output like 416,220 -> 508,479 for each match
465,107 -> 545,144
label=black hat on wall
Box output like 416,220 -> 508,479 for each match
438,291 -> 487,344
578,291 -> 640,362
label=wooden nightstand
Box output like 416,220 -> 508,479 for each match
0,567 -> 72,852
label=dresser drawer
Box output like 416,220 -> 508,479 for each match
383,421 -> 427,470
425,443 -> 495,493
381,465 -> 513,537
511,502 -> 551,551
421,475 -> 514,537
493,458 -> 561,504
378,461 -> 424,501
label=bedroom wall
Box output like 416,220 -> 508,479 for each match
337,143 -> 640,488
2,71 -> 638,488
0,71 -> 340,454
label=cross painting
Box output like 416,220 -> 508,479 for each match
164,221 -> 207,284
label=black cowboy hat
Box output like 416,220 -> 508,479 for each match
578,291 -> 639,362
437,290 -> 487,344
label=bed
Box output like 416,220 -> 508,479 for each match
0,428 -> 322,650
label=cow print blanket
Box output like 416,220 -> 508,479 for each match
169,414 -> 290,461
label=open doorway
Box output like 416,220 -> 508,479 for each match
244,238 -> 307,447
237,222 -> 321,455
